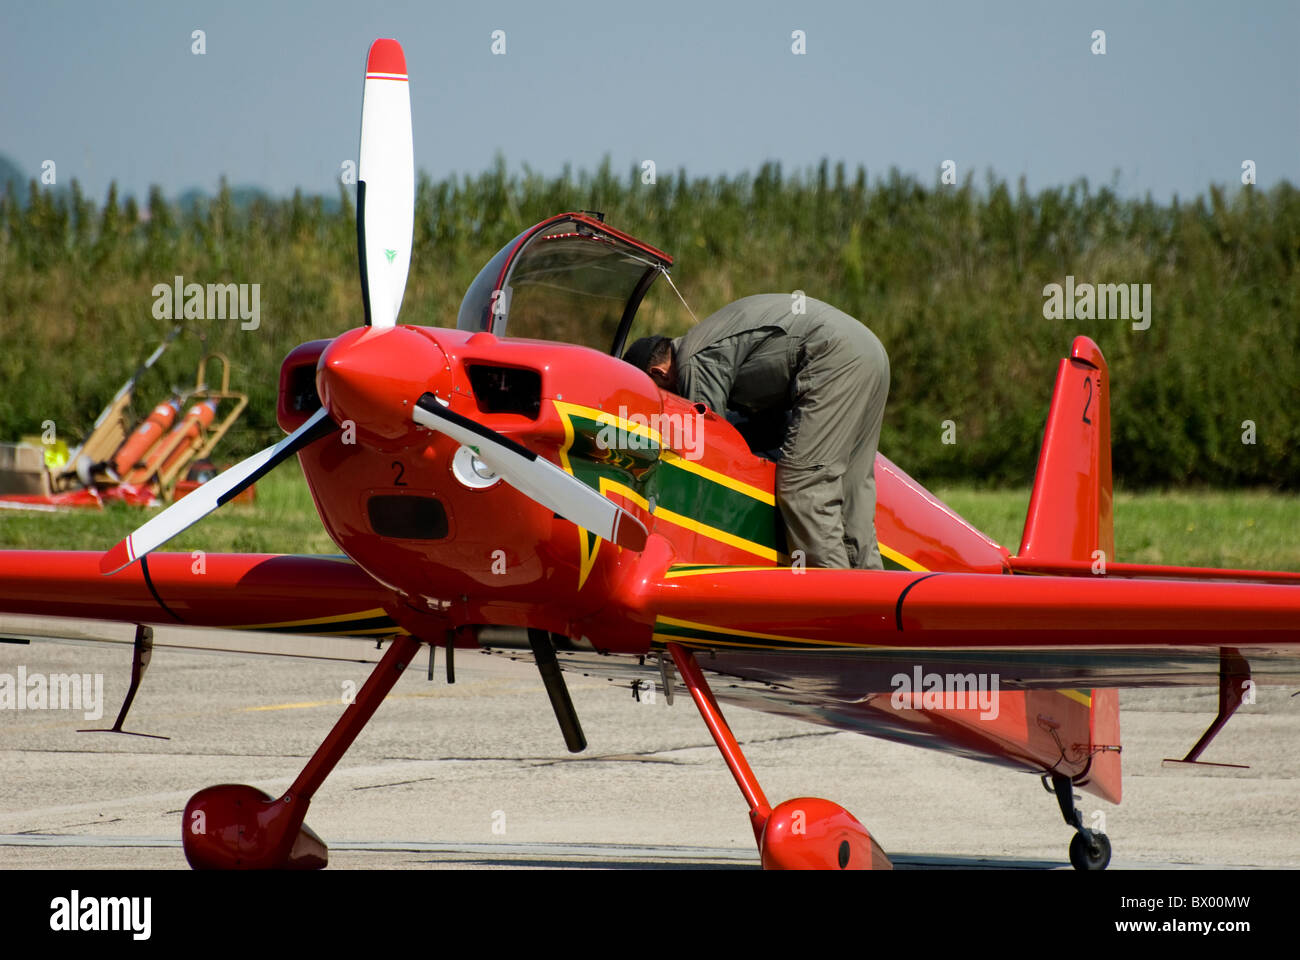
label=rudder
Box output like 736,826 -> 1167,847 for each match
1017,335 -> 1113,565
1015,335 -> 1121,804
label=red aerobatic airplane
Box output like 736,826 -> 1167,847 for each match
3,39 -> 1298,870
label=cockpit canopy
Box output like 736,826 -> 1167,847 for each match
456,212 -> 673,356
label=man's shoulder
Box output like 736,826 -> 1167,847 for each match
708,293 -> 802,321
678,294 -> 804,355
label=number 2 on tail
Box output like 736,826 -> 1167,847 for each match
1082,378 -> 1093,425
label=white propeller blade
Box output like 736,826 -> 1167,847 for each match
99,408 -> 336,575
413,395 -> 648,552
357,38 -> 414,329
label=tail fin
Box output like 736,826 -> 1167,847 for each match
1016,336 -> 1114,565
1016,336 -> 1121,804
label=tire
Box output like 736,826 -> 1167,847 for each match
1069,831 -> 1112,871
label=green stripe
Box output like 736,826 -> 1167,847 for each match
646,461 -> 777,547
565,413 -> 780,551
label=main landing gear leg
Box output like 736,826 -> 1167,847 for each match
1049,772 -> 1111,871
665,642 -> 890,870
182,632 -> 423,869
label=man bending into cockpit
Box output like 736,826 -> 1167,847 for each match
623,293 -> 889,570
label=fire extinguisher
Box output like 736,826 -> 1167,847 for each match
110,398 -> 180,479
155,399 -> 219,481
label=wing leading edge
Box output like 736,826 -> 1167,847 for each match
0,550 -> 401,639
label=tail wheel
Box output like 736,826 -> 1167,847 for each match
1069,831 -> 1111,871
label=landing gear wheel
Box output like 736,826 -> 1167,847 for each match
1069,831 -> 1111,871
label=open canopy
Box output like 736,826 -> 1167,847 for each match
456,213 -> 673,355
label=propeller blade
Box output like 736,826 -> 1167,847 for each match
412,394 -> 648,551
99,408 -> 337,575
357,38 -> 414,330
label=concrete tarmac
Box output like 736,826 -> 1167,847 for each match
1,623 -> 1297,870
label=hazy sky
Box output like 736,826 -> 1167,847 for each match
2,0 -> 1296,201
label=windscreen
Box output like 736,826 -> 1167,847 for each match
456,218 -> 660,353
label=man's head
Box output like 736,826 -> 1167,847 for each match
623,335 -> 676,391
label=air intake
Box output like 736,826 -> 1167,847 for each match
466,364 -> 541,419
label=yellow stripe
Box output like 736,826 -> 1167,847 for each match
651,633 -> 879,652
653,633 -> 801,652
602,473 -> 777,563
601,478 -> 650,512
603,480 -> 778,561
552,399 -> 665,444
653,506 -> 780,562
880,543 -> 929,572
575,479 -> 652,587
554,401 -> 599,589
664,564 -> 775,579
663,554 -> 926,578
661,451 -> 775,505
657,614 -> 863,648
554,398 -> 580,475
1059,688 -> 1093,707
551,399 -> 783,570
230,607 -> 390,631
596,483 -> 778,563
552,399 -> 775,505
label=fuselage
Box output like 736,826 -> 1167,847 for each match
280,324 -> 1010,650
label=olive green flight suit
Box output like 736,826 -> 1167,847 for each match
672,294 -> 890,569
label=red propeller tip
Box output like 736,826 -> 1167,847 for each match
99,539 -> 133,576
366,38 -> 407,77
613,515 -> 648,552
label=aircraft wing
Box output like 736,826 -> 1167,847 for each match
645,564 -> 1300,689
0,551 -> 405,660
545,562 -> 1296,802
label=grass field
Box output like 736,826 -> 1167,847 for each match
1,467 -> 1297,571
0,463 -> 336,556
935,487 -> 1300,571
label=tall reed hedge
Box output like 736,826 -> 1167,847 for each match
1,159 -> 1296,489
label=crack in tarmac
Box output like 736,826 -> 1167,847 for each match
377,730 -> 838,765
18,818 -> 122,833
355,731 -> 841,790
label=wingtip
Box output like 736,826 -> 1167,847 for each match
366,38 -> 407,77
99,539 -> 132,576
